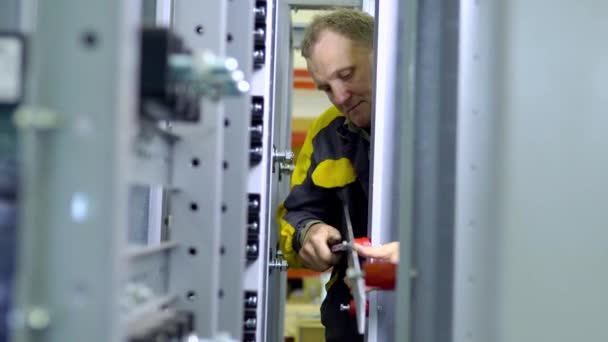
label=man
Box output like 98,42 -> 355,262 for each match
277,9 -> 374,341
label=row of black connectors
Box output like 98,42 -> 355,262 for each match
246,193 -> 261,263
243,3 -> 266,342
243,291 -> 258,342
249,96 -> 264,166
252,0 -> 267,69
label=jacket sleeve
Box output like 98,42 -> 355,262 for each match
277,115 -> 341,268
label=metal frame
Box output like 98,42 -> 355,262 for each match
392,0 -> 418,341
219,0 -> 255,338
245,1 -> 278,341
169,0 -> 228,337
367,0 -> 399,340
369,0 -> 420,341
452,1 -> 502,341
13,0 -> 140,340
265,2 -> 363,342
409,1 -> 459,341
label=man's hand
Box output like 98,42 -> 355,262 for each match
298,223 -> 342,271
353,241 -> 400,263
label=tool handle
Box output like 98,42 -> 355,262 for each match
348,299 -> 369,317
354,237 -> 371,246
363,262 -> 396,290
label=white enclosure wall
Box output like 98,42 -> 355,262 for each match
454,1 -> 608,342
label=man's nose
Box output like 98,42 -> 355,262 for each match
333,84 -> 352,106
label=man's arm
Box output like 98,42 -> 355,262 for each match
277,108 -> 343,271
277,154 -> 342,271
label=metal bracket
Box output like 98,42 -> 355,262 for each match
272,148 -> 294,181
268,249 -> 288,273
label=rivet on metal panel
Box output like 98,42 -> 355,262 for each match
190,202 -> 198,211
81,31 -> 99,48
195,25 -> 204,35
409,268 -> 418,278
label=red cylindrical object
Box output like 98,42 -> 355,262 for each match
349,299 -> 369,317
363,262 -> 397,290
354,237 -> 371,246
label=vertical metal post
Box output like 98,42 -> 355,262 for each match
219,0 -> 254,338
393,0 -> 418,341
264,1 -> 291,341
12,0 -> 140,341
452,1 -> 502,341
368,0 -> 398,339
244,0 -> 282,340
409,0 -> 459,341
169,0 -> 227,337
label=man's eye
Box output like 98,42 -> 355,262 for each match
340,72 -> 353,80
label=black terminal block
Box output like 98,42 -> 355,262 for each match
252,1 -> 267,69
243,310 -> 257,332
139,28 -> 200,122
249,96 -> 264,166
247,193 -> 261,218
250,96 -> 264,124
246,194 -> 261,263
244,291 -> 258,309
244,332 -> 256,342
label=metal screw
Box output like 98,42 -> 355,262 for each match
409,268 -> 419,278
246,244 -> 258,254
253,6 -> 266,19
252,102 -> 263,112
245,295 -> 257,307
253,28 -> 265,41
244,318 -> 257,329
247,222 -> 259,232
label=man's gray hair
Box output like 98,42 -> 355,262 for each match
300,9 -> 374,58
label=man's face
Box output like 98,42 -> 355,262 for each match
306,30 -> 373,128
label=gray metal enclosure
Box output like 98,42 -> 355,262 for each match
385,0 -> 608,342
453,1 -> 608,342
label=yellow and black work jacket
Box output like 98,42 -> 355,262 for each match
277,105 -> 370,340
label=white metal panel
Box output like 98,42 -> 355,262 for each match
368,0 -> 399,340
455,1 -> 608,342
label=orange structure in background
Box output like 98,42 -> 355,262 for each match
291,68 -> 317,159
